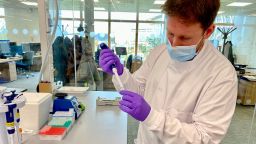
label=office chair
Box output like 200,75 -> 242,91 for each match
16,51 -> 34,78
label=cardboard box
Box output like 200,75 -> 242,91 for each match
237,79 -> 256,105
39,82 -> 52,93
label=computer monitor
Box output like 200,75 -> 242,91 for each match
10,45 -> 23,56
30,43 -> 41,53
9,42 -> 17,47
115,47 -> 127,56
0,40 -> 10,54
21,43 -> 31,52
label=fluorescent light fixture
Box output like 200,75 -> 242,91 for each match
21,2 -> 38,6
248,13 -> 256,16
218,11 -> 225,14
227,2 -> 252,7
149,9 -> 161,12
82,0 -> 98,2
94,7 -> 105,11
154,0 -> 165,5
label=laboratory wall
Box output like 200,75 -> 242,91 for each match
232,16 -> 256,68
5,7 -> 40,43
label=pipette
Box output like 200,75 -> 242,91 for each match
100,43 -> 125,90
4,91 -> 19,144
12,91 -> 22,144
0,94 -> 4,104
4,92 -> 16,144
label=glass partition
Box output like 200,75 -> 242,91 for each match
0,1 -> 41,91
49,0 -> 102,90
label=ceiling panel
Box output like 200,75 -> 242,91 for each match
0,0 -> 255,16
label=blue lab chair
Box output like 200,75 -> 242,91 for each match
16,51 -> 34,78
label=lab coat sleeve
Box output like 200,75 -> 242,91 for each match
142,67 -> 238,144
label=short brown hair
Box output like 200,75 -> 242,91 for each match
162,0 -> 220,30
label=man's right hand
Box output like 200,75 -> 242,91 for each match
99,46 -> 123,75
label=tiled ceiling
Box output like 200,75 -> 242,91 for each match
0,0 -> 255,16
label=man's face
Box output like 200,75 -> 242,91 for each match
166,16 -> 206,47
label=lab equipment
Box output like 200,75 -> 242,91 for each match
57,86 -> 89,97
53,95 -> 82,120
99,43 -> 125,90
4,91 -> 19,144
115,47 -> 127,57
39,125 -> 67,141
0,90 -> 26,144
39,109 -> 75,141
96,96 -> 121,106
5,102 -> 16,144
19,92 -> 52,132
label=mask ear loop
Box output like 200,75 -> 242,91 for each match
196,34 -> 206,53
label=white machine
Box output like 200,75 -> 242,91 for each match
0,91 -> 26,144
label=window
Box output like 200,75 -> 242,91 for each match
139,12 -> 165,21
111,22 -> 136,55
138,23 -> 165,59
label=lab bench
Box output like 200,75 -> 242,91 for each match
23,91 -> 127,144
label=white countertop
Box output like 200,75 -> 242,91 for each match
23,91 -> 127,144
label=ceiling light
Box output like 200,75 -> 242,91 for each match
94,7 -> 105,11
21,2 -> 38,6
154,0 -> 165,5
81,0 -> 98,2
248,13 -> 256,16
227,2 -> 252,7
149,9 -> 162,12
218,11 -> 225,14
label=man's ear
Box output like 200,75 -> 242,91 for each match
204,24 -> 215,39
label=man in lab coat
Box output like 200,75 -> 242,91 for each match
99,0 -> 237,143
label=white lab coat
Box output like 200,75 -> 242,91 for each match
112,40 -> 238,144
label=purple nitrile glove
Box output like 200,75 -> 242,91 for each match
119,90 -> 151,121
99,48 -> 123,75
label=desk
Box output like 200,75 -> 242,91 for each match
24,91 -> 127,144
0,57 -> 23,63
33,55 -> 42,58
0,57 -> 23,81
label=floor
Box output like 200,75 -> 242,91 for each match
127,105 -> 256,144
0,72 -> 39,92
1,74 -> 256,144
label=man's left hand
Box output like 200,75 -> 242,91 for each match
119,90 -> 151,121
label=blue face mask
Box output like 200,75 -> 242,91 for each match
166,40 -> 198,62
